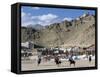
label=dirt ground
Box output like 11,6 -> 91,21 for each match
21,59 -> 95,71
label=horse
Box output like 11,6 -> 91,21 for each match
37,57 -> 42,66
68,58 -> 76,66
54,56 -> 61,67
89,56 -> 92,63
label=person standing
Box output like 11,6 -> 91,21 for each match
89,56 -> 92,62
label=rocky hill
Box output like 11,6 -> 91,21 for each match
21,13 -> 95,48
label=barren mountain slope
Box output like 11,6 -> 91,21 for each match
21,14 -> 95,48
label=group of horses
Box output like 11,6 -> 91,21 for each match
54,56 -> 76,67
21,45 -> 93,67
37,56 -> 76,67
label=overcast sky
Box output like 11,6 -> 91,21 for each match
21,6 -> 95,26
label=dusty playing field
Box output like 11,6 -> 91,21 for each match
21,59 -> 95,71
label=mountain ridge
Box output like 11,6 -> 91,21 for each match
21,14 -> 95,48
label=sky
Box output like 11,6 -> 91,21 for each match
21,6 -> 95,26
